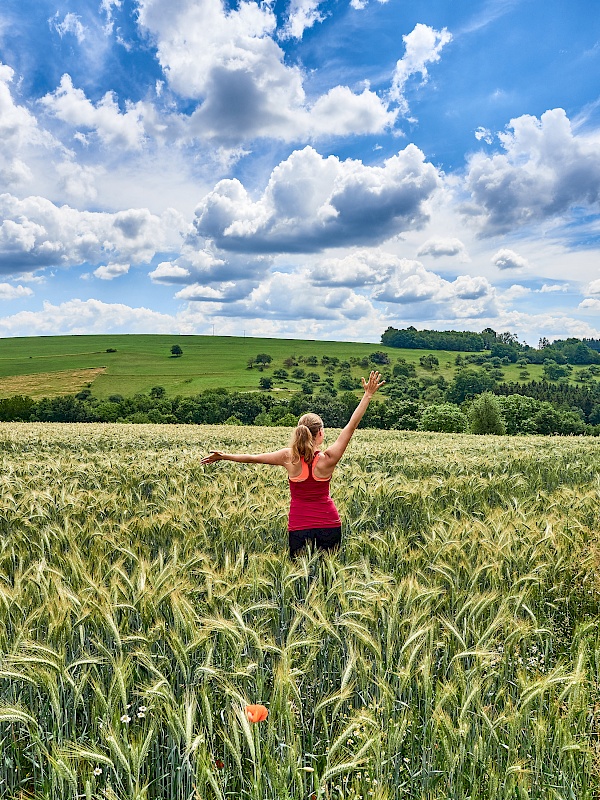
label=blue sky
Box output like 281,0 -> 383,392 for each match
0,0 -> 599,344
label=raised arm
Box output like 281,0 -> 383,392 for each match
201,448 -> 290,466
318,371 -> 385,472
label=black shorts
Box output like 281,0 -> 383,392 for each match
288,526 -> 342,558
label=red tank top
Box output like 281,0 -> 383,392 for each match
288,452 -> 341,531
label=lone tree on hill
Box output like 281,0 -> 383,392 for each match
171,344 -> 183,357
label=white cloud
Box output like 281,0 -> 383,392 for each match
135,0 -> 395,143
55,159 -> 102,203
93,262 -> 130,280
0,194 -> 170,273
475,126 -> 493,144
579,298 -> 600,312
0,64 -> 100,203
464,109 -> 600,235
149,245 -> 271,289
149,261 -> 192,283
0,283 -> 33,300
194,144 -> 441,253
281,0 -> 325,39
0,63 -> 44,152
310,249 -> 399,287
100,0 -> 122,33
373,258 -> 497,319
585,278 -> 600,295
491,248 -> 529,270
539,283 -> 568,293
0,298 -> 195,337
49,13 -> 86,43
417,236 -> 469,260
203,270 -> 375,320
0,159 -> 33,188
502,284 -> 531,300
390,24 -> 452,115
41,75 -> 147,150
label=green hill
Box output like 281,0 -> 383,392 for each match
0,333 -> 551,399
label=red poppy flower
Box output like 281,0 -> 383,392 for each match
245,703 -> 269,723
215,759 -> 224,769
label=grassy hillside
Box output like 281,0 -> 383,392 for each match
0,334 -> 555,399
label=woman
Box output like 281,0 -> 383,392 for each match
201,370 -> 385,557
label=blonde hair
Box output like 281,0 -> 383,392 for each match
289,413 -> 323,464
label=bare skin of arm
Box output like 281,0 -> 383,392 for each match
201,447 -> 291,466
313,370 -> 385,479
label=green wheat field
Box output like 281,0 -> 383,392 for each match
0,423 -> 599,799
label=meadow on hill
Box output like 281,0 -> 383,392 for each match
0,334 -> 552,399
0,423 -> 599,799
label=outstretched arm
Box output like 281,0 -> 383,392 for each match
319,371 -> 385,471
201,448 -> 290,466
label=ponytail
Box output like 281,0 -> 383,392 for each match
289,413 -> 323,464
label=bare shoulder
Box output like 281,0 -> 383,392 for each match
279,447 -> 293,463
313,448 -> 337,478
271,446 -> 293,467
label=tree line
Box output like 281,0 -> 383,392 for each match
382,326 -> 600,366
0,379 -> 597,436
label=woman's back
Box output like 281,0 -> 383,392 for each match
288,453 -> 340,531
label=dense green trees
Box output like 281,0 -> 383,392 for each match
446,368 -> 496,404
381,326 -> 486,351
0,358 -> 600,435
381,327 -> 600,367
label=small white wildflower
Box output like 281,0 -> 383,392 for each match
93,767 -> 102,776
138,706 -> 147,712
137,711 -> 145,719
120,714 -> 131,723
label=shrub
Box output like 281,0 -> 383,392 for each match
468,392 -> 506,435
253,412 -> 273,426
419,354 -> 439,370
369,351 -> 390,365
338,375 -> 359,390
419,403 -> 468,433
273,413 -> 298,426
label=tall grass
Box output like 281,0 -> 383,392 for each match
0,424 -> 599,799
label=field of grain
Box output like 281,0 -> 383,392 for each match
0,424 -> 599,799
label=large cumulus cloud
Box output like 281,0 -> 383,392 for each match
464,109 -> 600,235
193,144 -> 441,253
0,194 -> 169,273
135,0 -> 396,143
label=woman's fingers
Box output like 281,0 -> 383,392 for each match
362,370 -> 385,394
201,450 -> 221,464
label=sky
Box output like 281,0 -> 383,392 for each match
0,0 -> 600,345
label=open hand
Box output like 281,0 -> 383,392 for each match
201,450 -> 225,464
361,370 -> 386,397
